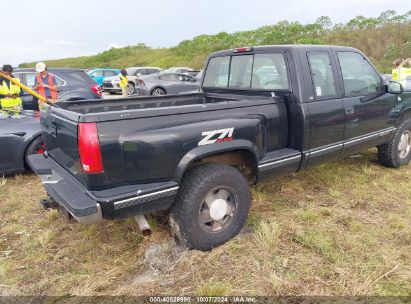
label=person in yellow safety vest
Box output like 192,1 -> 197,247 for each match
119,69 -> 128,97
392,58 -> 411,87
0,65 -> 23,111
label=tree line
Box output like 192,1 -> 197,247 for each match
20,10 -> 411,73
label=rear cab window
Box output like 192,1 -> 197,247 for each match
203,51 -> 290,91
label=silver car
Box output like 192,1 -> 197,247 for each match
135,72 -> 202,96
102,67 -> 161,95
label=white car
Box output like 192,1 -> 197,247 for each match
102,67 -> 161,95
162,67 -> 194,74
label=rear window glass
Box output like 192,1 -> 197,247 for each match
67,71 -> 94,83
92,70 -> 104,77
203,56 -> 230,88
229,55 -> 253,89
203,52 -> 289,90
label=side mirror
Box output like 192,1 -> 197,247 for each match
136,73 -> 142,76
387,81 -> 403,94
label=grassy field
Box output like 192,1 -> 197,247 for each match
0,149 -> 410,297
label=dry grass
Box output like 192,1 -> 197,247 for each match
0,149 -> 410,296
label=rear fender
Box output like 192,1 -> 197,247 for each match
175,139 -> 259,181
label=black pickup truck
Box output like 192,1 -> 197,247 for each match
29,45 -> 411,250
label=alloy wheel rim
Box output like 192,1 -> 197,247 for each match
398,130 -> 411,159
153,89 -> 164,95
199,186 -> 237,232
127,84 -> 134,95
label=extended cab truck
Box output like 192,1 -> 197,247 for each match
28,45 -> 411,250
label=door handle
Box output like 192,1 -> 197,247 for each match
345,106 -> 354,115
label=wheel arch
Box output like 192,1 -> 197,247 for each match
400,107 -> 411,122
23,133 -> 43,167
150,86 -> 167,95
175,139 -> 259,182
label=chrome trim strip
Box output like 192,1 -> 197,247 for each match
113,186 -> 179,206
309,143 -> 343,156
344,127 -> 396,146
258,155 -> 301,168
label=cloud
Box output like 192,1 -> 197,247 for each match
43,40 -> 88,46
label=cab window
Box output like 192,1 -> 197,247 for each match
203,56 -> 230,88
307,52 -> 337,98
338,52 -> 382,95
229,55 -> 253,89
203,52 -> 290,90
252,53 -> 289,90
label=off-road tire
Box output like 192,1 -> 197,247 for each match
170,164 -> 251,251
378,119 -> 411,168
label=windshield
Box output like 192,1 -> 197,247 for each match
126,68 -> 137,75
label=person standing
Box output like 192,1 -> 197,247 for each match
119,69 -> 128,97
0,65 -> 23,111
33,62 -> 58,102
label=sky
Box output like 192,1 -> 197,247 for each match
1,0 -> 410,66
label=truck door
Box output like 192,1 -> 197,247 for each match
334,50 -> 397,156
304,49 -> 345,166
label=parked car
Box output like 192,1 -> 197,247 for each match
162,67 -> 193,73
86,68 -> 121,86
29,45 -> 411,251
135,72 -> 201,95
0,110 -> 43,175
13,68 -> 102,110
102,67 -> 161,95
162,67 -> 200,77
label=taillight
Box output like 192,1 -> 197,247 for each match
137,79 -> 145,87
91,84 -> 102,97
78,122 -> 104,174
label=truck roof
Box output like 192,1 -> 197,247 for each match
209,44 -> 359,57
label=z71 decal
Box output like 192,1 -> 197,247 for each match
198,127 -> 234,146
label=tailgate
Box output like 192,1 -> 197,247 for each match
40,104 -> 85,184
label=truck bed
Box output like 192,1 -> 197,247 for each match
55,92 -> 282,122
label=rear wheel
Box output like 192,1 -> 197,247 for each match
151,88 -> 166,96
170,164 -> 251,251
127,83 -> 135,95
378,119 -> 411,168
25,136 -> 45,165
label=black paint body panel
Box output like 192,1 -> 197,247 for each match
31,45 -> 410,220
